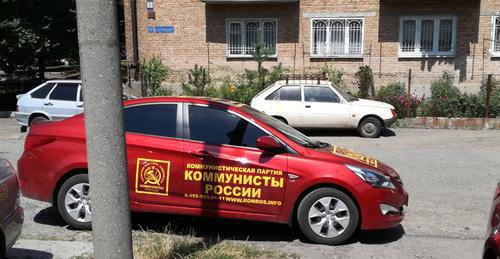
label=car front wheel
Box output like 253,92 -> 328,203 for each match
358,117 -> 381,138
297,187 -> 359,245
57,174 -> 92,230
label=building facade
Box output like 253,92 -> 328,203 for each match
124,0 -> 500,94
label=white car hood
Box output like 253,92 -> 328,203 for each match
351,98 -> 394,109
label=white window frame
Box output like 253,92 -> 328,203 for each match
310,17 -> 365,58
492,16 -> 500,57
398,16 -> 457,58
226,18 -> 278,58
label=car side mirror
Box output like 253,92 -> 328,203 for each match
256,136 -> 283,153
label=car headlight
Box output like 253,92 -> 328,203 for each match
346,164 -> 396,189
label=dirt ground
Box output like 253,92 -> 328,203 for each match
1,118 -> 498,259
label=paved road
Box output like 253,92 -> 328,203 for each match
1,118 -> 498,258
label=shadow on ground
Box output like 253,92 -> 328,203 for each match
301,128 -> 396,138
33,207 -> 67,228
131,212 -> 405,245
7,248 -> 53,259
33,206 -> 405,245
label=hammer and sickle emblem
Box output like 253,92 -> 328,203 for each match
144,168 -> 162,185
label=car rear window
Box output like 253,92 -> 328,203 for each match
49,83 -> 79,101
188,105 -> 267,148
265,86 -> 301,101
124,104 -> 177,138
30,83 -> 56,99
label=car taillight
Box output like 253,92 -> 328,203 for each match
24,135 -> 57,150
16,105 -> 19,112
391,109 -> 397,118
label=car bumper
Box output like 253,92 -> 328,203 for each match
1,207 -> 24,253
13,112 -> 29,126
383,117 -> 397,128
357,183 -> 409,230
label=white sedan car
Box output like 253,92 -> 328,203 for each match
14,80 -> 84,132
250,80 -> 397,138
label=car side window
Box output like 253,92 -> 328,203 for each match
304,86 -> 340,103
124,104 -> 177,138
265,86 -> 301,101
188,105 -> 267,148
49,83 -> 79,101
31,83 -> 56,99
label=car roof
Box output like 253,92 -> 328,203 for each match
124,96 -> 250,109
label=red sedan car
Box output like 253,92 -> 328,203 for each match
18,97 -> 408,245
484,180 -> 500,259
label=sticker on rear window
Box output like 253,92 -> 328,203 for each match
332,145 -> 378,168
135,158 -> 170,196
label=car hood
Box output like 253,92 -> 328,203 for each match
309,145 -> 399,178
351,98 -> 394,109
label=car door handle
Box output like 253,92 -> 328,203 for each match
305,105 -> 311,108
189,150 -> 215,158
77,104 -> 84,108
44,102 -> 53,106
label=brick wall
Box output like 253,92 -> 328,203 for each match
124,0 -> 500,94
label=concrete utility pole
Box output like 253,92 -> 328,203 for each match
75,0 -> 133,258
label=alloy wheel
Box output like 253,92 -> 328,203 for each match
64,183 -> 92,223
308,197 -> 350,238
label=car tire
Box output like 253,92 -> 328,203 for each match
358,117 -> 381,138
297,187 -> 359,245
57,174 -> 92,230
29,116 -> 48,125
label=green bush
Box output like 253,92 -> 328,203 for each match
181,65 -> 216,96
140,56 -> 171,96
321,65 -> 346,90
355,65 -> 375,98
375,82 -> 422,118
215,64 -> 285,104
427,71 -> 461,117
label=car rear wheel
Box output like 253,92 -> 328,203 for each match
358,117 -> 381,138
297,187 -> 359,245
29,115 -> 48,125
57,174 -> 92,230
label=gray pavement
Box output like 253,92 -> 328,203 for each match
1,118 -> 498,258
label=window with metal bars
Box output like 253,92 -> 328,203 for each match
399,16 -> 456,57
227,19 -> 277,58
493,16 -> 500,56
311,18 -> 364,57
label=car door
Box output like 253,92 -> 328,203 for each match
301,85 -> 351,128
263,85 -> 302,126
181,104 -> 288,215
124,103 -> 186,207
26,82 -> 56,114
45,83 -> 79,120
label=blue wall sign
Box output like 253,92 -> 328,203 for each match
147,26 -> 174,33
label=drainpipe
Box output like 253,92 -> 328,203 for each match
130,0 -> 139,77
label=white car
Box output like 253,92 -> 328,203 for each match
14,80 -> 84,132
250,80 -> 397,138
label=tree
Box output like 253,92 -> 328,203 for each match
250,43 -> 274,89
181,64 -> 214,96
0,0 -> 80,78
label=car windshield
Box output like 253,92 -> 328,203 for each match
242,106 -> 328,148
332,84 -> 358,102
